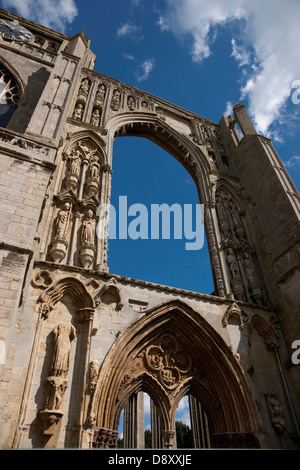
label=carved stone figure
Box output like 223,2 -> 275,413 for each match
81,210 -> 95,245
54,203 -> 72,241
127,95 -> 135,110
266,393 -> 286,434
67,149 -> 81,176
73,103 -> 84,120
45,376 -> 68,411
111,89 -> 121,111
227,248 -> 241,281
79,78 -> 89,94
89,359 -> 99,394
90,109 -> 100,126
50,322 -> 76,377
95,84 -> 106,102
243,252 -> 257,286
89,157 -> 100,179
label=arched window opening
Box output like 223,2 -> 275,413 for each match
175,395 -> 211,449
109,136 -> 214,294
117,392 -> 162,449
0,64 -> 20,127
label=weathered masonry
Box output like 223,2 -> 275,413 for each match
0,8 -> 299,449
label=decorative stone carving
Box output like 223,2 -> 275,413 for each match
73,103 -> 84,120
94,84 -> 106,109
40,322 -> 76,435
110,89 -> 121,111
51,322 -> 76,377
50,202 -> 72,263
79,209 -> 96,269
32,270 -> 53,288
89,359 -> 99,394
65,148 -> 82,190
215,187 -> 263,305
127,95 -> 135,110
93,427 -> 118,448
95,278 -> 123,310
90,108 -> 100,126
265,393 -> 286,434
222,302 -> 244,328
85,155 -> 100,196
144,334 -> 192,389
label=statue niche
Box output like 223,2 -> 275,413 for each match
72,77 -> 91,121
79,209 -> 96,269
216,186 -> 263,305
85,155 -> 101,196
50,202 -> 73,263
64,147 -> 82,191
40,321 -> 76,435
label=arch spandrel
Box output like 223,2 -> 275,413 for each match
89,299 -> 262,442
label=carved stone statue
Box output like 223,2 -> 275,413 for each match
89,359 -> 99,394
127,95 -> 135,110
227,247 -> 241,281
89,157 -> 100,179
67,149 -> 81,176
81,210 -> 95,245
90,109 -> 100,126
79,78 -> 89,94
50,322 -> 76,377
111,89 -> 121,111
54,203 -> 72,241
243,252 -> 257,286
266,393 -> 286,434
45,376 -> 68,411
73,103 -> 84,120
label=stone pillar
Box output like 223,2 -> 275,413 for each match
123,392 -> 145,449
233,103 -> 257,136
189,395 -> 211,448
150,399 -> 161,448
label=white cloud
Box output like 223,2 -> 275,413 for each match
224,101 -> 233,117
156,11 -> 170,32
0,0 -> 77,31
284,155 -> 300,168
231,38 -> 250,67
162,0 -> 300,136
135,58 -> 155,82
117,22 -> 143,42
122,53 -> 135,61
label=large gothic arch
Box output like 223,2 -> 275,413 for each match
107,112 -> 213,203
89,299 -> 263,449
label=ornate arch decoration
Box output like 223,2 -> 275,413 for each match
0,58 -> 24,127
89,299 -> 261,439
107,113 -> 212,203
62,129 -> 107,165
38,276 -> 95,318
246,314 -> 278,349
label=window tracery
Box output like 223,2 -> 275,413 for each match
0,64 -> 20,127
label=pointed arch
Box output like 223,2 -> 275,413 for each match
40,276 -> 95,310
62,129 -> 107,164
89,299 -> 261,443
107,113 -> 212,203
0,57 -> 24,127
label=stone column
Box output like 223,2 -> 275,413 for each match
150,399 -> 161,448
123,392 -> 144,448
189,395 -> 211,448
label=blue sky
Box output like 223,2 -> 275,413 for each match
1,0 -> 299,297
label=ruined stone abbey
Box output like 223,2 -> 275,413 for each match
0,8 -> 299,449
